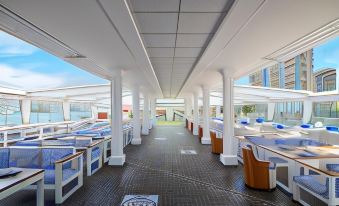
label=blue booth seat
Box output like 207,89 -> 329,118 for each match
293,175 -> 329,199
0,147 -> 83,204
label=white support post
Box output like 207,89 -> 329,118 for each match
201,87 -> 211,144
62,100 -> 71,121
150,97 -> 156,129
220,70 -> 238,166
91,105 -> 98,119
303,100 -> 313,124
267,102 -> 275,121
193,93 -> 199,135
142,93 -> 150,135
108,71 -> 125,166
216,105 -> 221,118
131,86 -> 141,145
21,99 -> 31,124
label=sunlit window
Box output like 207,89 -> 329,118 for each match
70,103 -> 92,121
0,98 -> 22,126
30,101 -> 63,123
274,102 -> 303,126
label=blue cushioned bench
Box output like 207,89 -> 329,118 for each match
14,138 -> 103,176
0,146 -> 83,204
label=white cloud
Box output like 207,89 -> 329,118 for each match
0,64 -> 65,89
0,32 -> 38,57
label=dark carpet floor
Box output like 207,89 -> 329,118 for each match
1,125 -> 296,206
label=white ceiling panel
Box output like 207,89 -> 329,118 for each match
173,57 -> 196,64
176,34 -> 211,47
134,13 -> 178,33
181,0 -> 230,12
178,13 -> 221,33
147,48 -> 174,57
150,57 -> 173,64
129,0 -> 180,12
175,48 -> 201,57
143,34 -> 176,47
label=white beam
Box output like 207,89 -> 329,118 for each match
108,71 -> 125,166
141,93 -> 150,135
201,87 -> 211,144
220,71 -> 238,166
62,101 -> 71,121
193,93 -> 199,135
267,102 -> 275,121
21,99 -> 31,124
150,97 -> 156,128
303,100 -> 313,124
131,86 -> 141,145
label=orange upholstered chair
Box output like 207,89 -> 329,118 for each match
242,146 -> 276,190
198,126 -> 203,142
210,131 -> 223,154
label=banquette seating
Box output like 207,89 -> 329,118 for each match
0,147 -> 83,204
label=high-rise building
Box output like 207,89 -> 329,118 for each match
249,50 -> 313,91
313,68 -> 337,92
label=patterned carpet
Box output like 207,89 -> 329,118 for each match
1,126 -> 296,206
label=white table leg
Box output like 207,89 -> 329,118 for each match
36,177 -> 44,206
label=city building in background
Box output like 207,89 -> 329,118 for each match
313,68 -> 337,92
249,50 -> 313,90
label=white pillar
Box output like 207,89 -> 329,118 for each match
91,105 -> 98,119
131,86 -> 141,145
216,105 -> 221,117
108,71 -> 125,166
62,101 -> 71,121
21,99 -> 31,124
142,93 -> 150,135
150,97 -> 156,128
303,100 -> 312,124
267,103 -> 275,121
193,93 -> 199,135
201,87 -> 211,144
220,70 -> 238,165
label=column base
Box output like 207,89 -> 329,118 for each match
141,130 -> 149,135
131,138 -> 141,145
220,154 -> 238,166
108,154 -> 126,166
201,137 -> 211,144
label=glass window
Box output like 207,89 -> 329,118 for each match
70,103 -> 92,121
0,98 -> 22,126
274,102 -> 303,126
30,101 -> 63,123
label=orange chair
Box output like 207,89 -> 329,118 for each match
242,145 -> 276,190
198,126 -> 203,142
210,131 -> 223,154
190,122 -> 193,133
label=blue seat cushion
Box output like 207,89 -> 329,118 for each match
268,157 -> 288,164
42,148 -> 74,169
44,169 -> 78,184
293,175 -> 328,199
91,147 -> 101,160
326,126 -> 338,132
256,117 -> 264,123
0,148 -> 9,168
301,124 -> 313,129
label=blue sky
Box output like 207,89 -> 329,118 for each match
0,31 -> 338,89
235,36 -> 339,85
0,31 -> 107,90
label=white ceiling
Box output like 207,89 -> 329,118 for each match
128,0 -> 234,98
0,0 -> 338,100
179,0 -> 339,97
